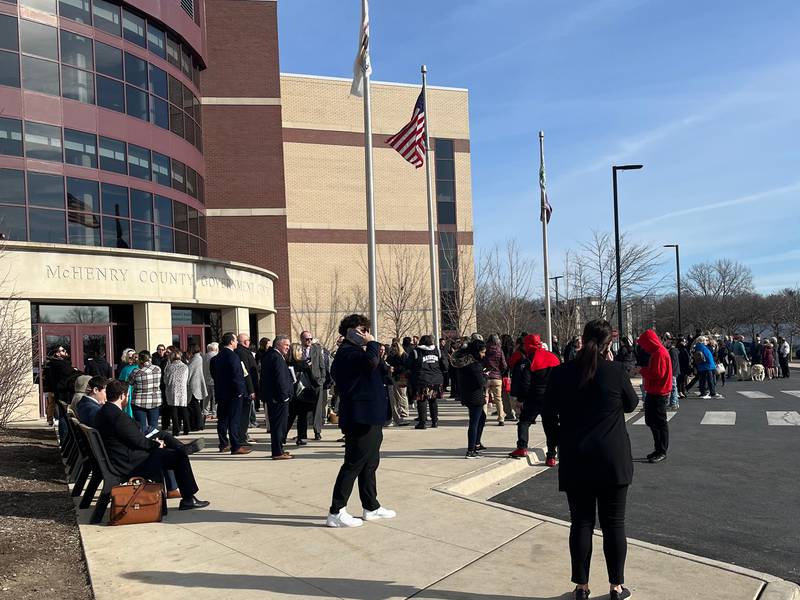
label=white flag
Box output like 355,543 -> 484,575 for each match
350,0 -> 372,97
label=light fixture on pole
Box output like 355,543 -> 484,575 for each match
663,244 -> 682,335
549,275 -> 564,317
612,164 -> 643,339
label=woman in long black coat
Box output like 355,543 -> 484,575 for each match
451,339 -> 487,458
542,319 -> 639,600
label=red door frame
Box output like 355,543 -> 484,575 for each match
37,324 -> 114,416
172,325 -> 205,351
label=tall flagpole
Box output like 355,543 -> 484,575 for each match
539,131 -> 553,347
363,75 -> 378,337
421,65 -> 440,343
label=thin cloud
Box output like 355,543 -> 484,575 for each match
627,182 -> 800,230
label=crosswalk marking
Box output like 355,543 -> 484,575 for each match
766,411 -> 800,426
737,391 -> 773,399
632,412 -> 676,425
701,411 -> 736,425
782,391 -> 800,398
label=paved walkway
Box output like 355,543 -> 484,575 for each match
74,400 -> 797,599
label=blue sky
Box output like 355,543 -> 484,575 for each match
278,0 -> 800,293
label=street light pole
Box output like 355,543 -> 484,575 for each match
612,164 -> 643,339
664,244 -> 682,335
549,275 -> 564,318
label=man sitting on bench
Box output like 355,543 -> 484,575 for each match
93,379 -> 210,511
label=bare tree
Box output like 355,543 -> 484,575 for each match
568,231 -> 664,325
685,259 -> 754,299
439,243 -> 477,337
377,245 -> 429,340
476,239 -> 536,336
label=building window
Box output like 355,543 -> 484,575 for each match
169,104 -> 184,137
28,171 -> 64,208
173,201 -> 187,231
0,169 -> 25,205
93,0 -> 121,37
155,225 -> 173,252
131,220 -> 153,250
95,41 -> 122,79
0,205 -> 27,241
125,84 -> 148,120
66,177 -> 99,212
122,9 -> 146,48
96,75 -> 124,112
148,64 -> 167,98
150,95 -> 169,129
68,210 -> 100,246
152,152 -> 170,186
102,215 -> 129,248
20,19 -> 58,61
185,167 -> 197,199
0,117 -> 23,157
127,144 -> 151,180
171,159 -> 185,193
130,189 -> 152,221
64,129 -> 97,168
62,65 -> 94,104
25,121 -> 62,162
59,0 -> 92,25
166,34 -> 180,68
124,52 -> 147,89
20,0 -> 57,14
0,15 -> 19,51
0,50 -> 20,88
146,22 -> 166,59
22,55 -> 60,96
154,195 -> 172,226
101,183 -> 127,217
60,30 -> 93,69
29,207 -> 66,243
434,138 -> 456,226
98,136 -> 126,174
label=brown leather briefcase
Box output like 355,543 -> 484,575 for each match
109,477 -> 164,526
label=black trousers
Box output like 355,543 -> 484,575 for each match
130,448 -> 199,500
267,400 -> 289,457
287,399 -> 312,441
566,485 -> 628,585
239,396 -> 252,441
516,413 -> 557,456
164,406 -> 190,436
779,357 -> 790,378
216,396 -> 243,451
330,423 -> 382,514
416,399 -> 439,424
644,393 -> 669,455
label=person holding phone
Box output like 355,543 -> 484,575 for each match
326,314 -> 395,528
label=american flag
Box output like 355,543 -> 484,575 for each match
386,91 -> 426,168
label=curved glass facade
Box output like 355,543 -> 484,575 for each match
0,0 -> 207,257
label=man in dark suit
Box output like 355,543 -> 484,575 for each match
260,335 -> 293,460
93,379 -> 209,511
210,332 -> 252,455
235,333 -> 259,441
298,330 -> 329,441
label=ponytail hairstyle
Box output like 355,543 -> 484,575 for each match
576,319 -> 613,389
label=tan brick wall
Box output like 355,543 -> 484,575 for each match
281,75 -> 470,139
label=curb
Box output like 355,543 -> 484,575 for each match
434,452 -> 800,600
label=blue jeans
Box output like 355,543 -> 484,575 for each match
467,404 -> 487,451
699,370 -> 717,396
669,376 -> 679,406
132,405 -> 160,431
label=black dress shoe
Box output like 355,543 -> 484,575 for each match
314,433 -> 322,440
179,496 -> 210,510
182,438 -> 206,455
296,439 -> 308,446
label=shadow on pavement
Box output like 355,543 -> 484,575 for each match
121,570 -> 572,599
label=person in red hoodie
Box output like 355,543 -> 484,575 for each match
637,329 -> 673,463
509,334 -> 561,465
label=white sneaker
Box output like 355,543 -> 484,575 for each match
700,394 -> 711,399
712,394 -> 724,399
363,506 -> 397,521
326,509 -> 363,528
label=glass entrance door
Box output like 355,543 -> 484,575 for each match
38,324 -> 113,416
172,325 -> 205,351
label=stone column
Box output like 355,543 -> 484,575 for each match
11,300 -> 39,420
133,302 -> 172,351
221,307 -> 250,336
255,312 -> 276,342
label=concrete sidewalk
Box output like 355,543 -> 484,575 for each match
75,401 -> 798,600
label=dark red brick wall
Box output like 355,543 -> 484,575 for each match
206,215 -> 291,334
201,0 -> 291,332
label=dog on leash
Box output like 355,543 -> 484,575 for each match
751,364 -> 766,381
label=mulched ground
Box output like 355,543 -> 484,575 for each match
0,426 -> 94,600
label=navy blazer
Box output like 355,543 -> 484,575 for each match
75,395 -> 102,427
260,347 -> 293,404
93,402 -> 158,475
210,347 -> 247,404
331,340 -> 390,428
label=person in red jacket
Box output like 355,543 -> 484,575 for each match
509,334 -> 561,465
637,329 -> 673,463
